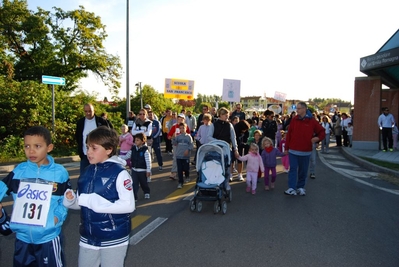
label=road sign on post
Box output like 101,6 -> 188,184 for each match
42,75 -> 66,85
42,75 -> 66,133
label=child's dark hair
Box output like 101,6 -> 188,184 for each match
179,122 -> 186,128
135,132 -> 147,142
24,126 -> 52,145
86,126 -> 119,157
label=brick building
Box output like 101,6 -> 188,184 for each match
355,29 -> 399,150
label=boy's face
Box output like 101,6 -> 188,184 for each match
135,138 -> 144,147
24,135 -> 53,167
179,125 -> 186,132
254,133 -> 261,140
86,143 -> 112,164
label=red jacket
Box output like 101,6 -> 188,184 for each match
167,124 -> 191,139
286,113 -> 325,152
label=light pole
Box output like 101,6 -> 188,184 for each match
135,82 -> 143,109
125,0 -> 131,123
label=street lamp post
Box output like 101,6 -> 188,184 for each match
135,82 -> 143,109
126,0 -> 130,122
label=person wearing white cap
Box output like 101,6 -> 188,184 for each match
144,104 -> 158,120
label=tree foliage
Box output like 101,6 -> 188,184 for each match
0,77 -> 124,160
0,0 -> 122,94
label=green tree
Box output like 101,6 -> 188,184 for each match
0,0 -> 122,94
131,84 -> 177,117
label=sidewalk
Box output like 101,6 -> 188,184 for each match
340,147 -> 399,177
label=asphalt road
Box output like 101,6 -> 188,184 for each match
1,147 -> 398,267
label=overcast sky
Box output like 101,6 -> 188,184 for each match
29,0 -> 399,103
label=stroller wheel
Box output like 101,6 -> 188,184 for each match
221,200 -> 227,214
189,199 -> 196,212
196,200 -> 203,213
213,201 -> 221,214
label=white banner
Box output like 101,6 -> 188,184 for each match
222,79 -> 241,103
273,91 -> 287,102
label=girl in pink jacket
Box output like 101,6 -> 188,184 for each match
119,124 -> 134,168
237,143 -> 264,195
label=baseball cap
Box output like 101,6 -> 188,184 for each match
177,113 -> 185,118
144,104 -> 151,109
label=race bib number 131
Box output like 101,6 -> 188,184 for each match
11,181 -> 53,227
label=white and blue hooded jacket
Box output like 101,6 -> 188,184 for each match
0,155 -> 70,244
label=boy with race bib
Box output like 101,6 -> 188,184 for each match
0,126 -> 71,267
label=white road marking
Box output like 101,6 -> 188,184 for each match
129,217 -> 168,245
319,152 -> 399,196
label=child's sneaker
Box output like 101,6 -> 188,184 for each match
237,174 -> 244,181
284,188 -> 297,195
177,183 -> 183,189
265,185 -> 270,191
185,177 -> 190,183
144,193 -> 150,199
158,166 -> 163,171
246,186 -> 251,193
251,190 -> 256,195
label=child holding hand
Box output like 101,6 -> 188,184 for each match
261,137 -> 285,190
236,143 -> 264,195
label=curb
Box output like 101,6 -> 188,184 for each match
0,156 -> 80,173
340,147 -> 399,177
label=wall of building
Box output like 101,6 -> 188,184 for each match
353,76 -> 381,149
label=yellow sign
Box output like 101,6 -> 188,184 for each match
164,78 -> 195,100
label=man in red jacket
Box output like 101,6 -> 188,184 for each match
284,102 -> 325,196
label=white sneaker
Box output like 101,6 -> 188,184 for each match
284,188 -> 297,196
144,193 -> 150,199
229,174 -> 233,182
296,188 -> 306,196
238,174 -> 244,181
147,177 -> 151,183
177,183 -> 183,189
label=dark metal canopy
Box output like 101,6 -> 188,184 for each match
360,29 -> 399,88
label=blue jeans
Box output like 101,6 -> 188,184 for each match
288,153 -> 310,189
151,137 -> 163,167
176,158 -> 190,184
309,143 -> 317,174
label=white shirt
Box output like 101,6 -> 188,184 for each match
82,118 -> 97,155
